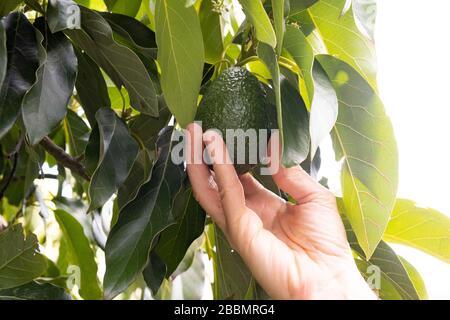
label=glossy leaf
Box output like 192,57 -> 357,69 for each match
309,0 -> 377,89
129,105 -> 172,150
177,250 -> 207,300
0,224 -> 47,290
64,109 -> 90,157
384,199 -> 450,263
25,0 -> 44,13
104,127 -> 186,299
88,108 -> 139,211
99,12 -> 157,63
105,0 -> 142,17
0,281 -> 71,300
74,49 -> 110,127
279,75 -> 310,167
22,20 -> 77,145
364,242 -> 418,300
156,186 -> 206,276
199,0 -> 223,64
399,256 -> 428,300
0,22 -> 6,90
238,0 -> 276,48
142,252 -> 166,296
318,54 -> 398,258
340,209 -> 420,300
213,226 -> 261,299
54,209 -> 102,300
155,0 -> 204,127
257,43 -> 284,163
117,148 -> 153,210
283,25 -> 314,107
0,13 -> 39,139
271,0 -> 285,55
289,0 -> 318,16
47,0 -> 81,32
309,61 -> 338,158
66,7 -> 158,116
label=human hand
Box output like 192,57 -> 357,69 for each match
186,123 -> 377,300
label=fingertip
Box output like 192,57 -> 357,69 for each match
186,122 -> 204,165
203,129 -> 232,166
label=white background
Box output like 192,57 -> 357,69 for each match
375,0 -> 450,299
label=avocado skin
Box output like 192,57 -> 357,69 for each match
196,67 -> 269,174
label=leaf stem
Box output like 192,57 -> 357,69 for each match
278,56 -> 300,74
236,56 -> 259,67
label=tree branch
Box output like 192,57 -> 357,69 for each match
0,136 -> 24,200
40,136 -> 91,181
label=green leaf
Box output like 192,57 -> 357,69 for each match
74,0 -> 106,10
384,199 -> 450,263
155,0 -> 204,128
361,242 -> 419,300
309,0 -> 377,89
129,105 -> 171,150
309,61 -> 338,158
117,147 -> 153,210
0,13 -> 39,139
399,256 -> 428,300
88,108 -> 139,211
259,44 -> 310,167
213,226 -> 263,299
98,12 -> 157,64
288,0 -> 317,16
238,0 -> 276,48
142,252 -> 166,296
317,54 -> 398,258
199,0 -> 223,64
0,0 -> 22,17
66,6 -> 158,116
104,127 -> 186,299
104,0 -> 142,17
22,19 -> 77,145
279,75 -> 310,167
339,203 -> 419,300
63,109 -> 90,157
25,0 -> 44,13
257,43 -> 284,163
54,209 -> 102,300
0,22 -> 6,90
156,186 -> 206,276
283,25 -> 314,107
0,224 -> 47,290
271,0 -> 285,55
74,49 -> 111,127
47,0 -> 81,32
177,250 -> 206,300
2,144 -> 40,205
0,281 -> 71,300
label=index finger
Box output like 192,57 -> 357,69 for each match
203,130 -> 246,222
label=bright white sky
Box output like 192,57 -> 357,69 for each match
375,0 -> 450,299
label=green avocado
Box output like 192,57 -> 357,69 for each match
196,67 -> 270,174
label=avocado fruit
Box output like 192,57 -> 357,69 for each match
196,67 -> 270,174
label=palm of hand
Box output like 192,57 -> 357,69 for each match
238,174 -> 357,299
186,124 -> 374,300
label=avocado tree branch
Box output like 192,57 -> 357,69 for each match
39,136 -> 91,181
0,136 -> 24,200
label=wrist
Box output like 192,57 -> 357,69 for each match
303,263 -> 378,300
331,266 -> 378,300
